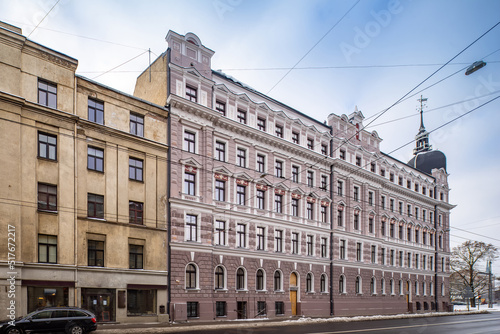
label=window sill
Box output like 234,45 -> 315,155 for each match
87,168 -> 104,174
37,209 -> 58,215
185,288 -> 201,292
87,217 -> 106,221
37,157 -> 58,163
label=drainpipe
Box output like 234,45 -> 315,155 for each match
73,75 -> 79,307
433,185 -> 438,311
166,47 -> 172,321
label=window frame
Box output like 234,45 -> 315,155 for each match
87,146 -> 104,172
236,184 -> 246,206
183,131 -> 196,153
256,189 -> 265,210
88,98 -> 104,125
256,154 -> 265,173
275,124 -> 283,138
215,100 -> 226,116
237,148 -> 247,167
87,193 -> 104,219
184,172 -> 196,196
215,220 -> 226,246
129,157 -> 144,182
185,214 -> 198,242
87,240 -> 104,267
38,132 -> 57,161
37,183 -> 57,212
185,85 -> 197,102
237,109 -> 247,124
215,179 -> 226,202
215,141 -> 226,162
129,201 -> 144,225
38,79 -> 57,108
257,117 -> 266,131
38,234 -> 57,264
129,244 -> 144,269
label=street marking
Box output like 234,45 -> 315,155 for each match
308,316 -> 500,334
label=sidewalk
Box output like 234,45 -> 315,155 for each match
94,308 -> 496,334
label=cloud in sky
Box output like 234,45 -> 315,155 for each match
1,0 -> 500,272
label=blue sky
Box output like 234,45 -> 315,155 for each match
1,0 -> 500,274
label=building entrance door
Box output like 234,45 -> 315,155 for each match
290,272 -> 298,315
81,289 -> 115,322
237,301 -> 247,319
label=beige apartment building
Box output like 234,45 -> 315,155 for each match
0,22 -> 169,323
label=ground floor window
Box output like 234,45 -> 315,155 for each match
257,301 -> 266,316
27,287 -> 68,313
275,301 -> 284,315
187,301 -> 199,318
216,301 -> 226,317
81,288 -> 115,322
127,289 -> 156,315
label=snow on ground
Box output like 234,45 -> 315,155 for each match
453,303 -> 500,312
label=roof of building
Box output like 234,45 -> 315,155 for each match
407,150 -> 447,174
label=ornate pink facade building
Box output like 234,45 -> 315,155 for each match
134,31 -> 454,321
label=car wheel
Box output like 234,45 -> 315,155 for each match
67,324 -> 84,334
7,328 -> 23,334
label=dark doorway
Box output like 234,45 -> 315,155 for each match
237,301 -> 247,319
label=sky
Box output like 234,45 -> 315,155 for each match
1,0 -> 499,276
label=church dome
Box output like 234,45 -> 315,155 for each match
407,150 -> 446,174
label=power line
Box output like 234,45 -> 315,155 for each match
26,0 -> 60,39
266,0 -> 360,94
452,226 -> 500,243
91,50 -> 149,80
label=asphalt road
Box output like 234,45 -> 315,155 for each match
173,312 -> 500,334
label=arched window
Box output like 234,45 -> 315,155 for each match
370,277 -> 376,294
415,281 -> 419,295
306,273 -> 313,292
215,266 -> 225,290
236,268 -> 246,290
430,282 -> 434,296
422,281 -> 426,295
274,270 -> 282,291
339,275 -> 345,293
256,269 -> 265,291
320,274 -> 327,292
398,279 -> 403,295
355,276 -> 361,294
186,263 -> 197,289
380,278 -> 385,294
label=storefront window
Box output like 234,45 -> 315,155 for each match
28,287 -> 68,313
127,289 -> 157,315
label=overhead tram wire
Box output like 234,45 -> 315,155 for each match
266,0 -> 361,95
26,0 -> 60,39
91,50 -> 149,80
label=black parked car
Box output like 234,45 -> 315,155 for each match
0,307 -> 97,334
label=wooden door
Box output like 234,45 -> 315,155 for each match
290,272 -> 298,315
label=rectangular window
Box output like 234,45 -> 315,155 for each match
291,198 -> 299,217
129,157 -> 143,181
215,180 -> 225,201
237,185 -> 246,205
237,223 -> 246,247
127,289 -> 156,316
307,138 -> 314,150
307,171 -> 314,187
415,207 -> 419,220
381,248 -> 386,265
275,301 -> 284,315
275,229 -> 283,252
257,301 -> 266,316
187,302 -> 199,318
216,301 -> 226,317
129,245 -> 143,269
38,234 -> 57,263
368,217 -> 374,233
407,180 -> 411,189
337,181 -> 343,196
321,144 -> 328,155
88,99 -> 104,124
184,173 -> 196,195
88,240 -> 104,267
257,117 -> 266,131
371,245 -> 376,263
398,176 -> 403,186
87,193 -> 104,219
399,251 -> 403,267
306,202 -> 314,220
415,183 -> 419,192
275,124 -> 283,138
292,165 -> 299,183
215,141 -> 226,161
337,207 -> 343,226
368,192 -> 373,206
381,221 -> 386,236
37,183 -> 57,211
87,147 -> 104,172
130,113 -> 144,137
321,237 -> 327,258
356,156 -> 361,167
275,161 -> 283,178
38,132 -> 57,161
390,173 -> 394,182
399,202 -> 403,215
129,201 -> 143,224
340,240 -> 346,259
257,154 -> 265,173
423,255 -> 427,270
321,175 -> 328,191
291,232 -> 299,254
381,196 -> 386,209
215,101 -> 226,116
237,109 -> 247,124
339,149 -> 346,160
407,252 -> 412,268
321,205 -> 327,223
184,131 -> 196,153
390,199 -> 394,212
256,189 -> 265,210
399,225 -> 403,239
415,254 -> 419,269
370,162 -> 376,172
185,214 -> 198,242
292,131 -> 299,144
307,235 -> 314,256
215,220 -> 226,246
237,148 -> 246,167
38,79 -> 57,108
380,169 -> 386,177
275,194 -> 283,213
390,223 -> 394,238
354,186 -> 359,201
257,227 -> 265,250
390,250 -> 395,266
356,243 -> 362,261
185,85 -> 197,102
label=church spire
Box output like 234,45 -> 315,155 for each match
413,95 -> 432,155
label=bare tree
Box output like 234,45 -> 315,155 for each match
450,241 -> 498,307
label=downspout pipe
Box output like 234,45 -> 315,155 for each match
329,130 -> 334,316
166,47 -> 172,321
434,185 -> 439,311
